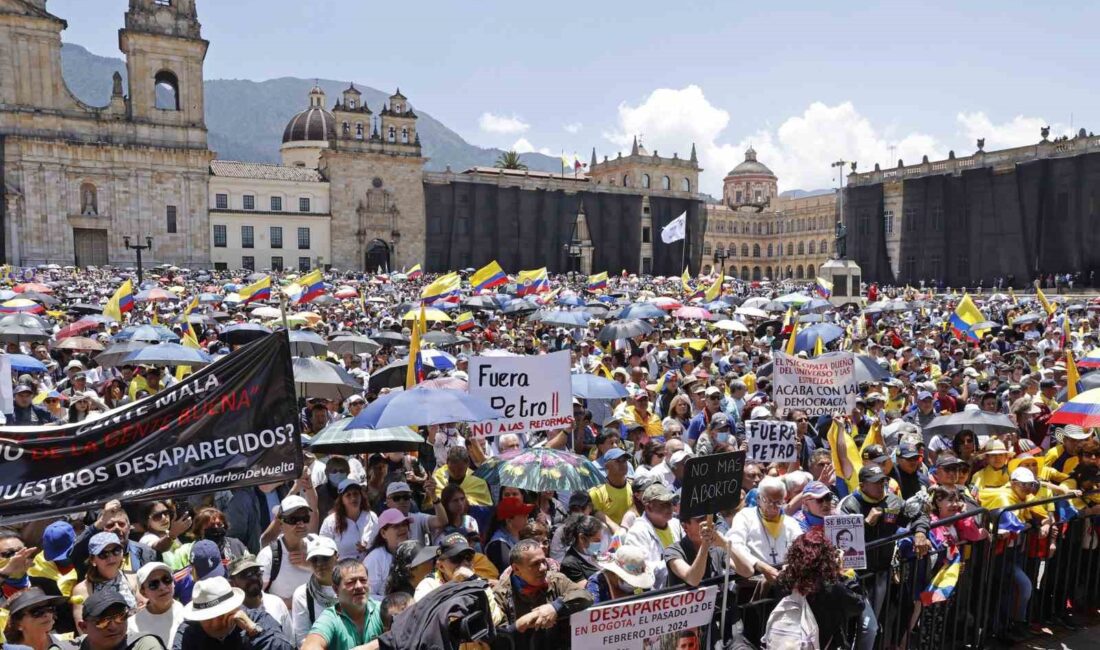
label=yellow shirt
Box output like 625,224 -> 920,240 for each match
431,467 -> 493,507
654,525 -> 675,549
127,375 -> 150,400
885,395 -> 906,413
970,465 -> 1010,491
1043,445 -> 1081,475
589,481 -> 633,526
741,372 -> 757,394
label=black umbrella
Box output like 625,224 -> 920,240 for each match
754,319 -> 782,337
1057,370 -> 1100,401
502,300 -> 538,316
220,323 -> 273,345
306,420 -> 424,454
923,410 -> 1017,440
596,319 -> 654,342
371,331 -> 409,346
367,357 -> 451,392
462,296 -> 502,311
292,357 -> 363,400
328,335 -> 381,355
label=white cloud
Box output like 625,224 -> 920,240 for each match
511,138 -> 551,156
478,112 -> 530,134
563,122 -> 583,134
956,112 -> 1070,150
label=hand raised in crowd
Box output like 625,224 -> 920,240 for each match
865,507 -> 883,526
169,513 -> 194,538
912,532 -> 931,559
1,545 -> 38,577
95,499 -> 124,529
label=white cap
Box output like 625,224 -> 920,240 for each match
750,406 -> 772,419
669,449 -> 694,465
65,360 -> 84,371
279,494 -> 311,516
1010,467 -> 1036,483
135,561 -> 172,587
306,535 -> 338,560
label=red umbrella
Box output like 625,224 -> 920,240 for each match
651,296 -> 683,310
334,288 -> 358,299
14,283 -> 52,294
55,318 -> 102,340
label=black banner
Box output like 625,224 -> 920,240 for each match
679,450 -> 745,519
0,332 -> 301,523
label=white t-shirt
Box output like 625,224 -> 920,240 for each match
132,600 -> 183,646
261,591 -> 295,642
256,536 -> 315,602
364,546 -> 394,598
320,510 -> 377,561
290,581 -> 335,646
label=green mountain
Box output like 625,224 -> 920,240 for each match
59,43 -> 560,173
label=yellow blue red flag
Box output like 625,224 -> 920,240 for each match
239,276 -> 272,305
103,280 -> 134,321
949,293 -> 986,341
470,261 -> 507,293
516,268 -> 550,296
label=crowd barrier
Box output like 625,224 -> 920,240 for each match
569,490 -> 1100,650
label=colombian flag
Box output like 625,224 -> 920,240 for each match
297,269 -> 325,304
456,311 -> 477,332
1036,283 -> 1055,317
420,272 -> 461,303
814,276 -> 833,298
920,551 -> 962,606
406,304 -> 427,388
681,267 -> 693,295
948,293 -> 986,341
516,268 -> 550,296
177,295 -> 199,337
470,261 -> 507,293
1066,349 -> 1081,399
103,280 -> 135,321
239,275 -> 272,305
406,264 -> 423,280
587,272 -> 608,292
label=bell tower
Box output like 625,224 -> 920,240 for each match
118,0 -> 208,134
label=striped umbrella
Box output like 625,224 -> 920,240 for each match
1077,350 -> 1100,369
1048,387 -> 1100,428
0,299 -> 44,314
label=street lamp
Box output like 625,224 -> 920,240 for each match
122,235 -> 153,285
713,247 -> 727,279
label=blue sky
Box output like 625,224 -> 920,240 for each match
52,0 -> 1099,193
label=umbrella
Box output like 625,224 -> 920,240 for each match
557,294 -> 585,307
289,330 -> 329,357
198,293 -> 223,304
474,448 -> 605,493
1010,313 -> 1043,326
1057,371 -> 1100,401
597,319 -> 654,342
422,331 -> 466,347
368,359 -> 422,392
923,410 -> 1018,440
292,357 -> 363,401
967,321 -> 1000,332
571,374 -> 630,400
800,298 -> 833,313
54,319 -> 103,340
0,315 -> 51,331
135,288 -> 177,302
14,283 -> 51,294
760,300 -> 788,313
307,420 -> 424,454
711,319 -> 749,333
533,310 -> 591,328
0,324 -> 50,344
501,300 -> 539,316
617,303 -> 667,320
0,299 -> 44,314
251,306 -> 282,320
734,306 -> 768,319
420,349 -> 457,371
220,323 -> 273,345
67,303 -> 106,315
96,341 -> 154,367
122,343 -> 213,367
402,307 -> 451,322
50,336 -> 105,352
4,354 -> 46,373
420,376 -> 469,391
1075,351 -> 1100,369
328,335 -> 381,355
797,313 -> 826,323
349,386 -> 501,429
115,325 -> 178,343
777,293 -> 811,306
793,323 -> 845,351
650,297 -> 683,310
741,297 -> 770,309
1048,387 -> 1100,427
19,292 -> 58,306
462,296 -> 503,311
371,331 -> 410,346
673,306 -> 712,320
334,287 -> 358,300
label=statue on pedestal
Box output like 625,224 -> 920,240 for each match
834,221 -> 847,259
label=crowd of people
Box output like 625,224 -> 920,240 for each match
0,264 -> 1098,650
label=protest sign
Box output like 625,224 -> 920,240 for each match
680,450 -> 745,519
772,351 -> 859,415
0,333 -> 301,523
571,584 -> 718,650
746,420 -> 797,463
825,514 -> 867,570
467,350 -> 573,436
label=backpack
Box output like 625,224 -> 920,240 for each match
264,539 -> 283,592
761,591 -> 820,650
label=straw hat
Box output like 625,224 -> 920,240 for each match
182,577 -> 244,621
979,439 -> 1012,456
597,546 -> 655,590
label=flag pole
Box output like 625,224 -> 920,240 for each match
278,285 -> 290,332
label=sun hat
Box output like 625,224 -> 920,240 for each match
641,483 -> 676,504
1061,424 -> 1092,441
394,540 -> 437,568
182,576 -> 245,621
6,588 -> 64,617
979,439 -> 1012,456
598,546 -> 656,590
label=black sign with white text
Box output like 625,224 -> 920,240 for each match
679,450 -> 746,519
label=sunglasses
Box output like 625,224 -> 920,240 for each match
150,511 -> 171,521
27,605 -> 55,619
1083,451 -> 1100,458
282,515 -> 311,526
235,567 -> 263,580
96,547 -> 124,560
0,547 -> 24,559
144,576 -> 173,590
390,494 -> 413,502
92,610 -> 131,630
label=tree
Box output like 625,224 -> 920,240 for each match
494,150 -> 527,170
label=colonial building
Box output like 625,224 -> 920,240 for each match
844,130 -> 1100,286
703,148 -> 835,280
0,0 -> 705,275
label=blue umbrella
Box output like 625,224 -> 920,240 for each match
198,293 -> 222,304
349,386 -> 502,429
617,303 -> 667,320
703,300 -> 730,313
114,325 -> 179,343
571,374 -> 630,400
558,295 -> 585,307
6,354 -> 46,373
533,310 -> 591,328
420,349 -> 456,371
793,323 -> 845,352
121,343 -> 212,367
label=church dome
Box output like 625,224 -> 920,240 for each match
281,106 -> 335,143
727,147 -> 775,177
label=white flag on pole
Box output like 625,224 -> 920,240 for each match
661,211 -> 687,243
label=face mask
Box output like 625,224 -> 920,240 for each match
586,539 -> 605,557
716,431 -> 730,444
204,528 -> 227,545
328,472 -> 348,487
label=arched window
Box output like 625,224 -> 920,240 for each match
741,266 -> 750,281
767,243 -> 773,258
704,243 -> 712,256
809,241 -> 816,254
806,264 -> 815,277
752,244 -> 760,258
388,126 -> 396,142
401,127 -> 409,143
798,241 -> 805,255
342,122 -> 350,135
727,243 -> 735,256
741,243 -> 749,257
752,266 -> 762,281
662,176 -> 671,190
786,243 -> 793,256
642,174 -> 651,188
681,178 -> 691,192
765,266 -> 773,279
623,174 -> 632,187
154,70 -> 180,111
786,266 -> 793,279
820,240 -> 828,253
796,266 -> 805,279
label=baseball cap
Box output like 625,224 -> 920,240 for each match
864,392 -> 885,403
337,478 -> 362,494
709,412 -> 731,430
897,442 -> 921,459
934,453 -> 968,469
13,384 -> 33,395
641,483 -> 677,504
858,465 -> 889,483
1010,467 -> 1037,483
750,406 -> 772,419
279,494 -> 311,516
802,481 -> 833,498
42,521 -> 76,563
861,444 -> 890,464
601,448 -> 630,464
917,391 -> 933,401
136,561 -> 172,587
82,588 -> 128,620
386,481 -> 413,497
190,540 -> 226,579
437,533 -> 475,561
669,449 -> 694,465
65,360 -> 84,371
88,532 -> 122,556
227,554 -> 262,576
306,536 -> 339,560
704,386 -> 722,398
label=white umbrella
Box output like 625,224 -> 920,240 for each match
734,306 -> 768,319
711,319 -> 749,333
251,306 -> 282,319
